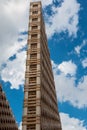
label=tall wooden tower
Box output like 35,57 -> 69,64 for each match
22,1 -> 62,130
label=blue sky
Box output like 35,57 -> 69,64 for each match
0,0 -> 87,129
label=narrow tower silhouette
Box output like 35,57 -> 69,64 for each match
22,1 -> 62,130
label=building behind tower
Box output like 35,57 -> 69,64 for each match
22,1 -> 62,130
0,85 -> 18,130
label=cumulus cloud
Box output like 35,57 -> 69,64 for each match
0,0 -> 28,64
1,50 -> 26,89
60,113 -> 86,130
52,61 -> 87,108
0,0 -> 28,89
46,0 -> 80,38
58,60 -> 77,76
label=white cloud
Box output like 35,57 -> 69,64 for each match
0,0 -> 28,64
75,39 -> 87,55
82,58 -> 87,68
58,60 -> 77,76
60,113 -> 86,130
46,0 -> 80,38
52,61 -> 87,108
0,0 -> 28,89
1,51 -> 26,89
